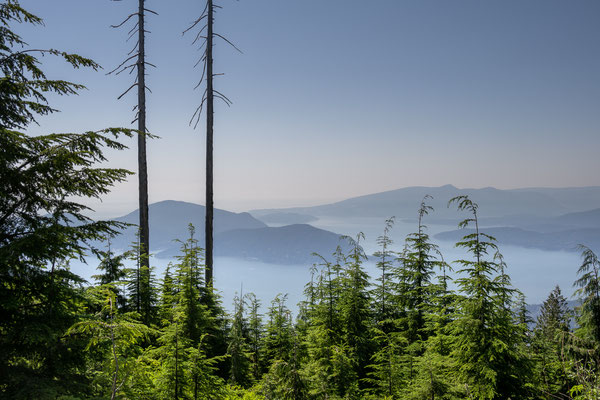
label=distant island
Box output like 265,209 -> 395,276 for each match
105,200 -> 344,265
251,185 -> 600,253
255,212 -> 318,225
106,186 -> 600,261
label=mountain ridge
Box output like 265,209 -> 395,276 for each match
104,200 -> 345,265
250,185 -> 600,220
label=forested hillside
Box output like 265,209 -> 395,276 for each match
1,2 -> 599,399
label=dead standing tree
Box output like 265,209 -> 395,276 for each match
108,0 -> 157,320
184,0 -> 240,288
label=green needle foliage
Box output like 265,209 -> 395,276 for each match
448,195 -> 530,400
66,286 -> 152,400
574,245 -> 600,345
228,293 -> 253,387
532,285 -> 573,397
1,2 -> 133,397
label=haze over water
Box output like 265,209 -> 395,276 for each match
71,216 -> 581,314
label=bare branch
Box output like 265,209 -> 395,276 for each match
190,91 -> 208,128
183,13 -> 208,36
113,63 -> 136,76
192,26 -> 208,45
111,12 -> 138,28
117,83 -> 138,100
127,41 -> 140,56
193,63 -> 207,89
107,53 -> 137,75
193,34 -> 207,46
128,22 -> 140,36
214,33 -> 243,53
214,90 -> 232,106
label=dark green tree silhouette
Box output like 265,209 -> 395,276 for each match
0,2 -> 132,397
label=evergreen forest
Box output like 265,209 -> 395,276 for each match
1,2 -> 599,399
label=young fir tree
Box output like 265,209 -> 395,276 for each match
227,292 -> 253,387
448,195 -> 530,399
158,264 -> 178,326
567,245 -> 600,399
366,325 -> 408,398
301,250 -> 347,398
261,294 -> 309,399
245,292 -> 265,380
126,231 -> 157,325
532,285 -> 572,398
397,195 -> 440,346
172,225 -> 212,346
263,293 -> 294,363
152,227 -> 228,398
66,286 -> 151,400
93,240 -> 129,310
337,234 -> 373,394
574,245 -> 600,345
262,326 -> 307,400
0,2 -> 133,397
372,217 -> 397,327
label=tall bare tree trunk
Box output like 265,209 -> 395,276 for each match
138,0 -> 150,287
205,0 -> 214,288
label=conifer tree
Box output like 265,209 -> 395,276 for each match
567,246 -> 600,399
397,195 -> 440,345
126,232 -> 157,324
574,245 -> 600,345
448,195 -> 529,399
0,2 -> 133,396
338,234 -> 372,390
262,294 -> 308,399
300,255 -> 343,398
533,285 -> 572,397
263,294 -> 293,363
158,264 -> 178,325
93,240 -> 129,309
372,217 -> 397,327
228,293 -> 252,387
366,327 -> 408,398
66,287 -> 151,400
173,225 -> 211,347
538,285 -> 571,336
245,292 -> 264,380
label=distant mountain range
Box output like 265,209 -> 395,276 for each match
250,185 -> 600,253
102,186 -> 600,263
251,184 -> 600,221
435,226 -> 600,252
106,201 -> 346,264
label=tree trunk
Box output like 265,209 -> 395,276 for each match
137,0 -> 150,293
205,0 -> 214,288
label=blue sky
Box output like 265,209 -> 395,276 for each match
18,0 -> 600,216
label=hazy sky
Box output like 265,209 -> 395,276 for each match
18,0 -> 600,216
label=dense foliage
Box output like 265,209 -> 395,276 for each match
1,2 -> 599,399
